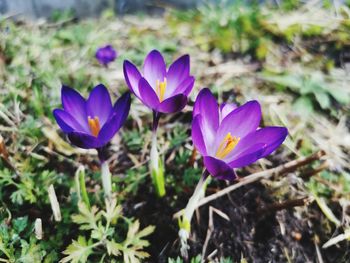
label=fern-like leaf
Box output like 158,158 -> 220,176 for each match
72,202 -> 101,231
60,236 -> 93,263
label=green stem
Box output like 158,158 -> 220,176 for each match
179,170 -> 210,258
150,111 -> 166,197
101,161 -> 112,199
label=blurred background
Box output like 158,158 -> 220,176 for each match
3,0 -> 204,18
1,0 -> 344,18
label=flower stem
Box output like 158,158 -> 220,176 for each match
101,161 -> 112,198
179,170 -> 210,258
97,147 -> 112,199
150,111 -> 165,197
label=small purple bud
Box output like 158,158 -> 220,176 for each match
95,45 -> 117,66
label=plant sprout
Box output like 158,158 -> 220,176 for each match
179,88 -> 288,257
53,84 -> 131,198
123,49 -> 195,197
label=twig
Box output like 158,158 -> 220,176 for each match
315,236 -> 324,263
257,197 -> 313,215
206,249 -> 218,261
174,150 -> 325,219
301,161 -> 329,179
189,148 -> 197,167
201,207 -> 229,262
0,135 -> 18,175
197,151 -> 325,209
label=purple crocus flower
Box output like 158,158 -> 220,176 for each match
192,88 -> 288,180
95,45 -> 117,66
123,49 -> 195,113
53,84 -> 130,149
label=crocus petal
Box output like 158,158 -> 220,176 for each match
193,88 -> 219,123
191,115 -> 207,155
203,156 -> 236,180
170,76 -> 195,97
143,50 -> 166,90
220,103 -> 237,121
166,54 -> 190,92
214,100 -> 261,150
243,127 -> 288,157
97,114 -> 125,145
53,109 -> 85,133
227,127 -> 288,167
68,131 -> 103,149
61,85 -> 88,131
228,143 -> 267,168
112,92 -> 132,114
123,60 -> 142,98
98,92 -> 131,143
157,94 -> 187,113
86,84 -> 112,126
193,88 -> 219,155
138,78 -> 160,109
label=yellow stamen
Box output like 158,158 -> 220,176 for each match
88,116 -> 101,137
156,77 -> 167,102
215,132 -> 240,159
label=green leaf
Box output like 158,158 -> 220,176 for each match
10,189 -> 25,205
13,217 -> 28,234
60,236 -> 93,263
18,238 -> 45,263
121,220 -> 155,263
302,72 -> 327,95
261,74 -> 303,91
328,87 -> 350,105
102,198 -> 122,225
75,165 -> 90,209
90,224 -> 105,241
293,96 -> 314,115
106,240 -> 121,256
314,91 -> 331,109
168,257 -> 183,263
72,202 -> 101,231
0,234 -> 14,261
314,195 -> 341,227
0,224 -> 10,243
